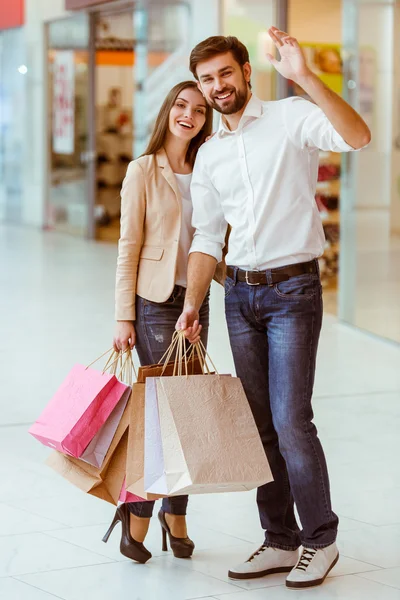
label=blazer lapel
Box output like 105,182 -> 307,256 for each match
156,148 -> 181,211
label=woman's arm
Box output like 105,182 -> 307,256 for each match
115,160 -> 146,324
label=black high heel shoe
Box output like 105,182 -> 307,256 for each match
102,504 -> 152,564
158,509 -> 195,559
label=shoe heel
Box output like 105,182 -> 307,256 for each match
102,512 -> 120,543
162,526 -> 168,552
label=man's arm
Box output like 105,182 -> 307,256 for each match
267,27 -> 371,149
176,252 -> 217,343
291,72 -> 370,149
176,150 -> 227,342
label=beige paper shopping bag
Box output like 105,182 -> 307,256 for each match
46,397 -> 131,505
144,374 -> 273,496
125,383 -> 164,501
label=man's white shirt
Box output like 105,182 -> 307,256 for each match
189,94 -> 358,271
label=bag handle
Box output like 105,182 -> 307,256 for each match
158,332 -> 218,377
85,347 -> 137,383
119,348 -> 137,385
157,331 -> 195,377
189,339 -> 219,376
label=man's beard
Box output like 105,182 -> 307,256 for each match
209,83 -> 248,115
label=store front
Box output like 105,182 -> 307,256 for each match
0,0 -> 26,223
340,0 -> 400,343
46,0 -> 207,241
224,0 -> 400,344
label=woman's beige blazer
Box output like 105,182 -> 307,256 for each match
115,147 -> 227,321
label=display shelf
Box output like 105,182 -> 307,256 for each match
317,151 -> 341,291
321,210 -> 340,226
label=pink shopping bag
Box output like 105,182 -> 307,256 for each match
29,363 -> 129,458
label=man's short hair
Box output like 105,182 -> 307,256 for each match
189,36 -> 251,86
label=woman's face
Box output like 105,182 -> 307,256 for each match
168,87 -> 207,141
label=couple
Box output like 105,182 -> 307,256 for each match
111,28 -> 370,589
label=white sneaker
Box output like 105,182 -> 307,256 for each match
228,545 -> 299,580
286,542 -> 339,589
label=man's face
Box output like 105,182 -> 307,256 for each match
196,52 -> 251,115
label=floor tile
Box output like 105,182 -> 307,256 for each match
188,506 -> 262,545
358,567 -> 400,590
18,559 -> 241,600
44,525 -> 130,563
0,532 -> 113,577
0,578 -> 61,600
338,524 -> 400,568
0,504 -> 64,536
11,489 -> 116,528
213,574 -> 400,599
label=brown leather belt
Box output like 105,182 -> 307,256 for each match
226,260 -> 318,286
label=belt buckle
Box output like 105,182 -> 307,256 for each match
245,271 -> 260,286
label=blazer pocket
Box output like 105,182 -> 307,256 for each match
139,245 -> 164,261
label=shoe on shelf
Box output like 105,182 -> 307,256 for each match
286,542 -> 339,589
102,503 -> 152,564
158,509 -> 194,559
228,545 -> 298,580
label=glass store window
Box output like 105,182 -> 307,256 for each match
133,1 -> 191,157
46,13 -> 91,237
341,0 -> 400,343
0,27 -> 26,223
223,0 -> 279,102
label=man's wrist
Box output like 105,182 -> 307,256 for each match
184,298 -> 200,314
292,68 -> 316,89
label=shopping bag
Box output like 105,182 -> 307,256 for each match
29,353 -> 130,459
79,385 -> 131,467
137,354 -> 204,383
46,396 -> 131,505
125,382 -> 164,501
144,371 -> 273,496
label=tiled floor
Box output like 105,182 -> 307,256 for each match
1,224 -> 399,600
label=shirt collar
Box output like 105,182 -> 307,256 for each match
217,94 -> 263,138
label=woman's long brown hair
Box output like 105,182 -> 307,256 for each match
142,81 -> 213,168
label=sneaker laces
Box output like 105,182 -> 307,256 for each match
247,545 -> 267,563
295,548 -> 317,571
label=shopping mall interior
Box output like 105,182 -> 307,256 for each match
0,1 -> 399,599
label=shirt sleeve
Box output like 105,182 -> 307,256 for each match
283,96 -> 360,153
189,149 -> 228,263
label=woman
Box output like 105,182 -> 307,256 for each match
105,81 -> 213,564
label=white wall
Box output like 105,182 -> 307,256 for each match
352,2 -> 394,210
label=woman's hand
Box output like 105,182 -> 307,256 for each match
113,320 -> 136,352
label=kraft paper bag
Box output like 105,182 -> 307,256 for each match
126,383 -> 164,502
30,363 -> 129,458
46,397 -> 131,505
79,386 -> 131,468
137,354 -> 204,384
144,374 -> 273,496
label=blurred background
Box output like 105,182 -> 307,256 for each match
0,0 -> 399,343
0,3 -> 399,599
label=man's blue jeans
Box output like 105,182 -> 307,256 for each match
224,263 -> 338,550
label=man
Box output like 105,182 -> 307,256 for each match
176,28 -> 370,589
